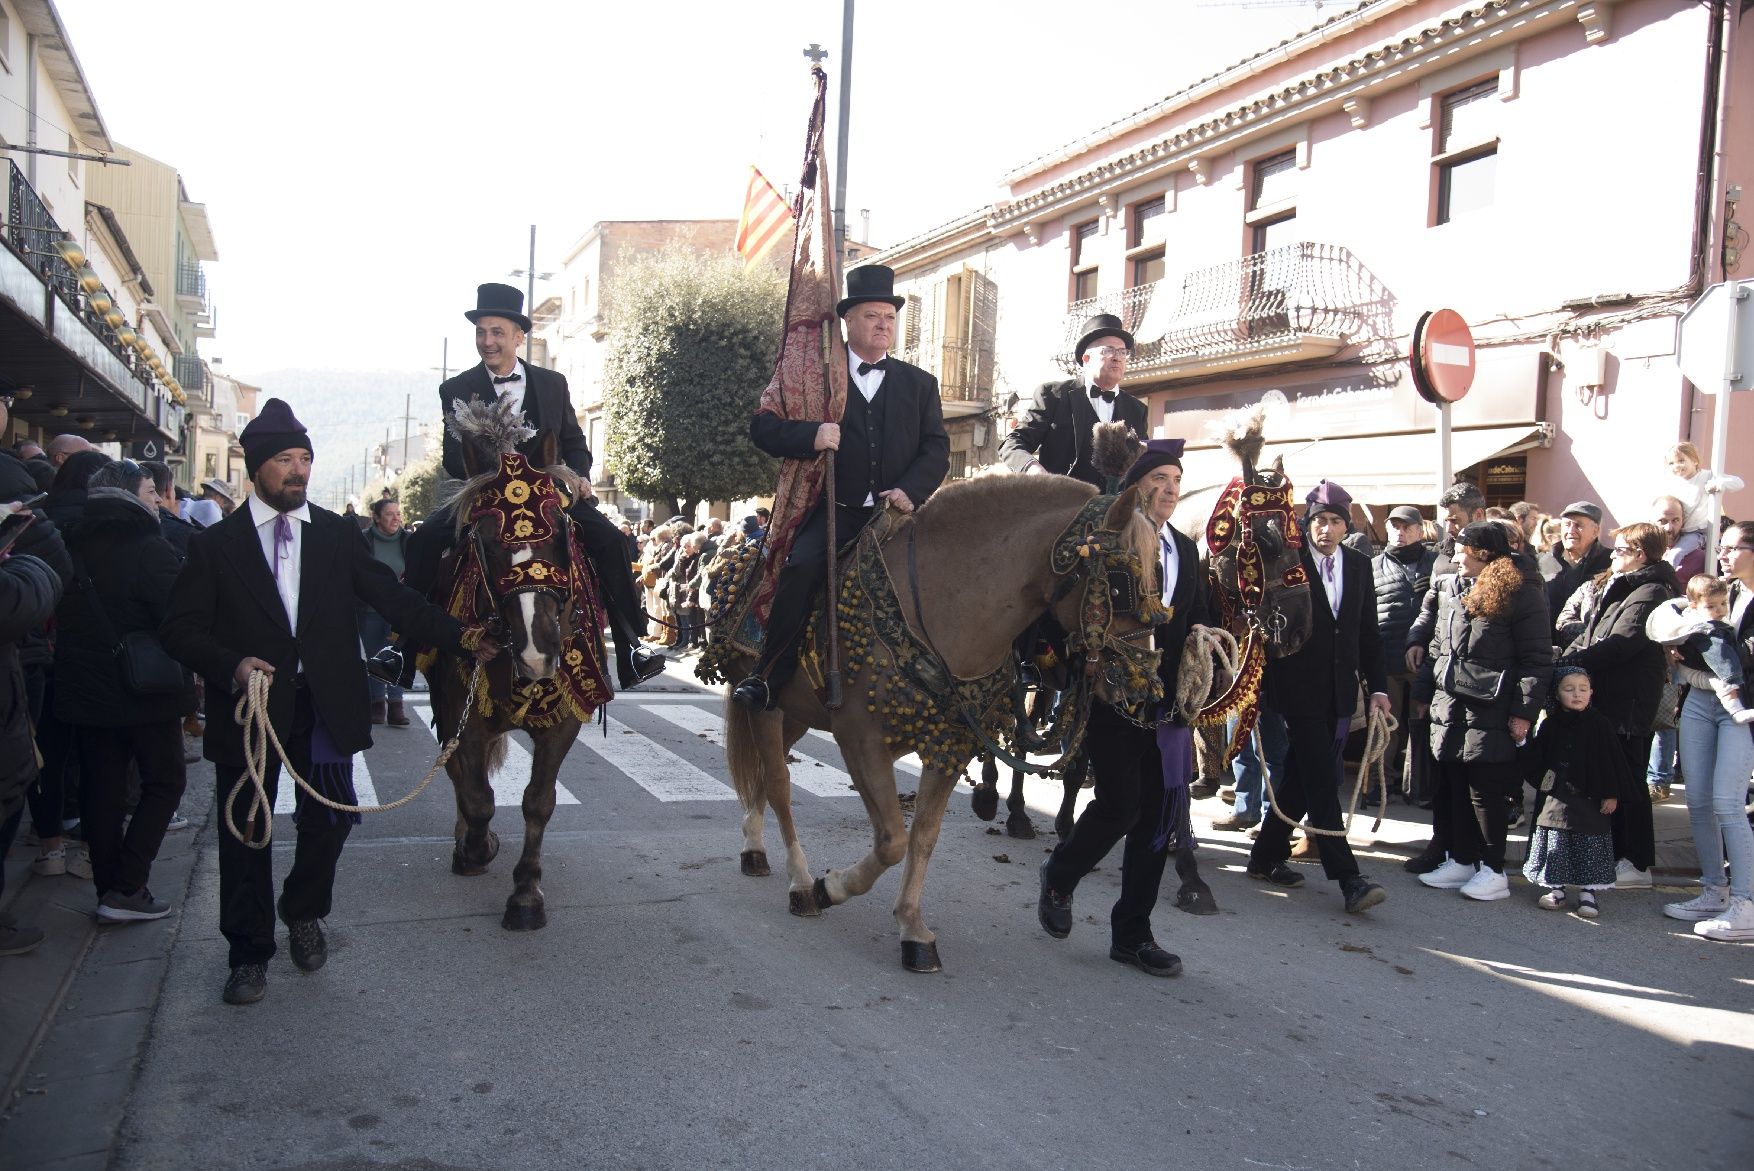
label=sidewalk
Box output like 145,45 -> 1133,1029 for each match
0,770 -> 208,1171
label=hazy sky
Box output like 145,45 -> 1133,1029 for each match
57,0 -> 1324,380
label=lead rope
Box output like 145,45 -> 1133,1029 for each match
224,664 -> 481,849
1256,704 -> 1397,839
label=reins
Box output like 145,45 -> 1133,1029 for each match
223,663 -> 481,848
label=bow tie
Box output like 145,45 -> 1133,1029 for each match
1088,386 -> 1116,403
492,372 -> 522,385
857,359 -> 888,376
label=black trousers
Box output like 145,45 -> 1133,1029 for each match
1042,703 -> 1171,948
214,688 -> 350,968
1611,730 -> 1656,870
77,721 -> 187,898
1433,757 -> 1519,871
753,501 -> 873,689
405,497 -> 644,640
27,676 -> 79,838
1249,715 -> 1361,882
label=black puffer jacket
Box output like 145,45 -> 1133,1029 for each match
1374,540 -> 1436,660
1,553 -> 62,819
1414,553 -> 1552,764
1,449 -> 72,673
52,488 -> 193,726
1558,560 -> 1680,737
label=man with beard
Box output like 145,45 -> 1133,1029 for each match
162,400 -> 499,1005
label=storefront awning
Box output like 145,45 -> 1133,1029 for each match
1164,423 -> 1548,536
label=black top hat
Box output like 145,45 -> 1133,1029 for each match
1074,313 -> 1136,364
836,265 -> 906,318
465,282 -> 532,333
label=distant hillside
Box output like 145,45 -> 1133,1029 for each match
240,368 -> 447,509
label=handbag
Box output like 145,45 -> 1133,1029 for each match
1651,671 -> 1683,732
1439,656 -> 1508,703
72,552 -> 190,696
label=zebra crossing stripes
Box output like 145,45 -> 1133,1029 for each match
273,755 -> 380,816
587,715 -> 738,802
403,705 -> 581,807
645,704 -> 856,798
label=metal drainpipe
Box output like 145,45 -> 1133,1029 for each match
1686,0 -> 1737,445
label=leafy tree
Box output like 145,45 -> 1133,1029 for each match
602,244 -> 785,519
396,448 -> 443,525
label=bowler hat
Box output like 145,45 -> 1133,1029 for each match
1305,479 -> 1354,520
465,282 -> 532,333
836,265 -> 905,317
1074,313 -> 1136,364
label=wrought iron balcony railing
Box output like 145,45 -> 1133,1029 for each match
176,260 -> 209,311
173,354 -> 209,399
1056,241 -> 1394,375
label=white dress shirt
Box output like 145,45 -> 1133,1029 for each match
1158,522 -> 1181,607
1084,376 -> 1117,424
1318,548 -> 1344,618
848,351 -> 887,403
248,492 -> 310,634
490,358 -> 529,417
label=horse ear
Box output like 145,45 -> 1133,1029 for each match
536,428 -> 558,471
1104,486 -> 1139,531
1271,455 -> 1285,479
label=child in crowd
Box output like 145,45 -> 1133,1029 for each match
1663,442 -> 1743,566
1521,666 -> 1628,918
1644,575 -> 1754,726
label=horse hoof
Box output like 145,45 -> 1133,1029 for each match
811,876 -> 834,912
1175,887 -> 1220,917
502,902 -> 547,931
740,849 -> 771,877
451,829 -> 499,876
787,887 -> 822,917
1005,811 -> 1037,840
970,784 -> 998,822
900,940 -> 942,973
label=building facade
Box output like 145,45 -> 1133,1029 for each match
877,0 -> 1751,532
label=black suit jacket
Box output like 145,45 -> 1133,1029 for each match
1154,524 -> 1215,721
440,363 -> 591,482
161,504 -> 465,766
1263,543 -> 1388,720
749,357 -> 950,508
999,377 -> 1149,488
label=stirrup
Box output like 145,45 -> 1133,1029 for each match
365,646 -> 405,686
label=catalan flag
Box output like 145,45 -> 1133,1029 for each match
734,165 -> 794,267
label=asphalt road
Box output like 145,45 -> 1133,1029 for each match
24,673 -> 1754,1170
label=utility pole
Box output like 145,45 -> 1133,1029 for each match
834,0 -> 854,265
509,230 -> 553,365
401,392 -> 415,476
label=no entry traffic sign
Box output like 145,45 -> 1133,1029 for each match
1410,309 -> 1476,405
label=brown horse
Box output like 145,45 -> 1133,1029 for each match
722,475 -> 1166,972
427,399 -> 610,931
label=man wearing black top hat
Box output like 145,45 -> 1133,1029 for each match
161,400 -> 498,1005
1036,438 -> 1212,976
1243,479 -> 1391,913
999,313 -> 1149,487
730,265 -> 948,711
399,283 -> 663,690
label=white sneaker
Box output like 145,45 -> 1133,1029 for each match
1664,887 -> 1731,922
165,812 -> 190,832
1614,860 -> 1652,889
1418,857 -> 1478,890
1460,867 -> 1511,901
1694,896 -> 1754,941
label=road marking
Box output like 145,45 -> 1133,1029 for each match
274,754 -> 379,815
403,705 -> 580,807
644,704 -> 857,798
579,716 -> 738,802
801,727 -> 922,776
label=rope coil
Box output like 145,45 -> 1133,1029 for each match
224,665 -> 480,848
1257,704 -> 1398,840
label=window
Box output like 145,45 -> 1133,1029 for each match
1250,151 -> 1297,212
947,451 -> 968,480
1250,214 -> 1297,257
1070,220 -> 1099,303
0,7 -> 11,71
1433,80 -> 1499,225
1126,196 -> 1166,288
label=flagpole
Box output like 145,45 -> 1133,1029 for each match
834,0 -> 853,263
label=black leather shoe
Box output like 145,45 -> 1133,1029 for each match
617,645 -> 667,689
1188,778 -> 1220,801
1246,862 -> 1305,889
1341,876 -> 1387,914
1109,940 -> 1182,977
365,646 -> 405,687
1037,859 -> 1072,939
222,963 -> 267,1005
1402,847 -> 1446,874
286,919 -> 327,972
730,676 -> 772,711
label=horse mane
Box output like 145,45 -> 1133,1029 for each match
441,398 -> 582,535
1091,422 -> 1142,484
914,474 -> 1155,575
1210,404 -> 1266,471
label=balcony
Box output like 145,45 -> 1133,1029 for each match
1056,242 -> 1394,381
2,160 -> 182,444
176,259 -> 210,315
173,355 -> 210,403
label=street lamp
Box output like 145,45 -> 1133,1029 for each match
508,223 -> 553,364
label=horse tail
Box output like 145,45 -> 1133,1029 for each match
724,694 -> 767,809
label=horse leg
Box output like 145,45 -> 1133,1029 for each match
448,732 -> 502,876
1004,760 -> 1037,839
739,797 -> 771,877
1055,752 -> 1086,842
811,739 -> 907,914
502,723 -> 574,931
1172,844 -> 1220,916
892,765 -> 960,973
970,752 -> 999,821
